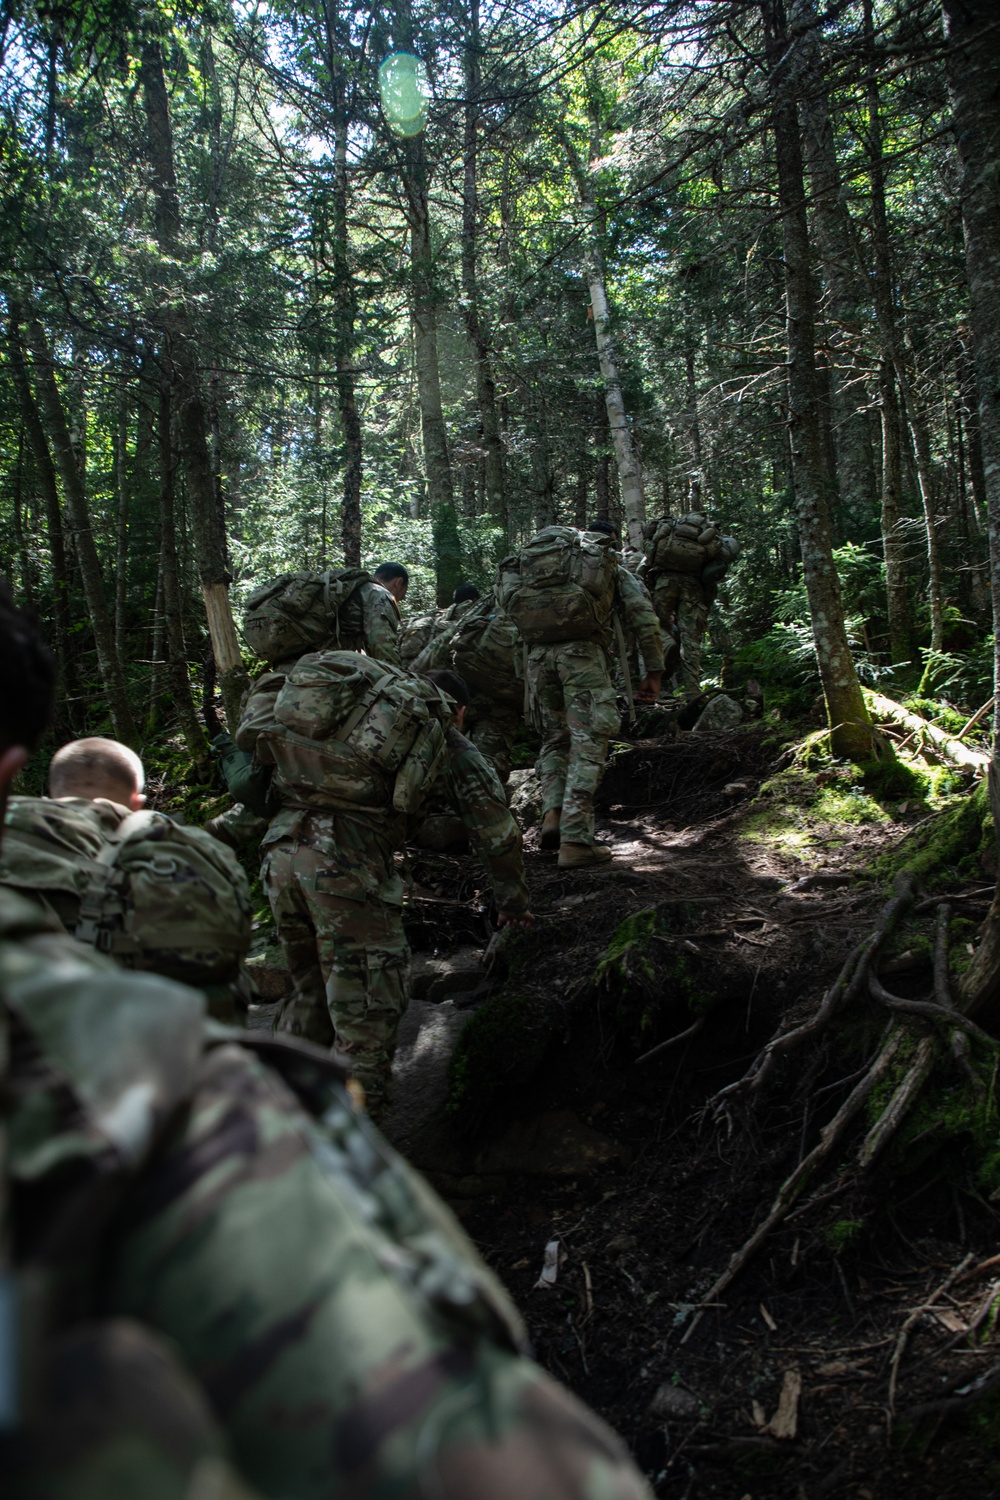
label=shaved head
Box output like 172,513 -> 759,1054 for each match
49,738 -> 145,808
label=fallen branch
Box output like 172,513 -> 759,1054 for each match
863,689 -> 989,773
886,1253 -> 974,1436
857,1034 -> 937,1169
957,696 -> 995,742
636,1015 -> 706,1066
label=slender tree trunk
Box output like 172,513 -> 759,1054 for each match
863,0 -> 943,661
878,361 -> 913,661
156,376 -> 207,765
7,313 -> 77,712
563,122 -> 646,550
11,424 -> 34,606
941,0 -> 1000,1016
139,29 -> 248,727
114,399 -> 129,665
18,308 -> 135,742
461,0 -> 506,530
321,0 -> 363,566
762,0 -> 875,763
683,321 -> 703,481
797,0 -> 878,533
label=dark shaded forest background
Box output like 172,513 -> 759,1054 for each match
1,0 -> 996,764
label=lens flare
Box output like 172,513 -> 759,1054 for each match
378,52 -> 430,137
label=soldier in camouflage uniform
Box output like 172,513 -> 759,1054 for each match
0,578 -> 652,1500
527,523 -> 665,869
411,588 -> 521,785
208,562 -> 411,851
232,658 -> 532,1115
398,581 -> 479,667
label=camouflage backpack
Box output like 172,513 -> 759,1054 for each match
0,797 -> 253,987
643,513 -> 722,576
242,568 -> 372,665
497,526 -> 619,645
415,594 -> 521,707
250,650 -> 456,815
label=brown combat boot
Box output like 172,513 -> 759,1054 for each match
558,841 -> 613,869
540,808 -> 562,850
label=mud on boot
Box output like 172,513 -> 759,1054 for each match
557,841 -> 613,869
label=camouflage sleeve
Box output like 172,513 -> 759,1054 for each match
440,729 -> 530,914
361,584 -> 402,666
617,567 -> 665,673
234,673 -> 285,760
104,1041 -> 653,1500
410,613 -> 460,674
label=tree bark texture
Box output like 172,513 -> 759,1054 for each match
114,399 -> 129,666
323,0 -> 363,567
763,0 -> 874,763
139,30 -> 249,729
158,377 -> 207,766
878,361 -> 913,661
7,313 -> 77,712
563,124 -> 646,551
461,0 -> 506,531
943,0 -> 1000,1018
864,0 -> 944,658
797,0 -> 878,534
19,309 -> 136,743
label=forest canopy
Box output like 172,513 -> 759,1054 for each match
0,0 -> 995,760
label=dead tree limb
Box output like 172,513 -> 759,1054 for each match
863,690 -> 989,772
886,1253 -> 974,1436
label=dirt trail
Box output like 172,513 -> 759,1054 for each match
382,724 -> 1000,1500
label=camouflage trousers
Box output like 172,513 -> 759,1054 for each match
653,573 -> 708,698
527,640 -> 621,846
104,1043 -> 654,1500
467,694 -> 521,785
263,834 -> 408,1115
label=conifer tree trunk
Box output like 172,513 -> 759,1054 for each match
797,0 -> 878,539
114,399 -> 129,665
762,0 -> 876,764
563,122 -> 646,550
943,0 -> 1000,1016
461,0 -> 506,529
863,0 -> 943,662
139,29 -> 248,728
877,361 -> 913,661
322,0 -> 362,566
18,307 -> 136,742
158,376 -> 207,766
7,313 -> 77,707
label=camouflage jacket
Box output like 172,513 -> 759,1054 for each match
336,579 -> 402,666
398,599 -> 471,666
2,887 -> 651,1500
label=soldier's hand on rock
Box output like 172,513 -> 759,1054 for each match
637,672 -> 662,703
498,909 -> 535,929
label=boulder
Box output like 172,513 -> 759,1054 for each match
508,768 -> 542,828
411,947 -> 485,1003
693,693 -> 743,733
245,943 -> 289,1002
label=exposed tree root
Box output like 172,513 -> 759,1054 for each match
684,873 -> 1000,1345
711,871 -> 915,1106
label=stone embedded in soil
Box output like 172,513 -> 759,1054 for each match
381,997 -> 473,1175
692,693 -> 743,733
411,947 -> 485,1002
477,1110 -> 624,1178
245,945 -> 290,1001
648,1383 -> 701,1421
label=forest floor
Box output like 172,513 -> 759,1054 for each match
248,712 -> 1000,1498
